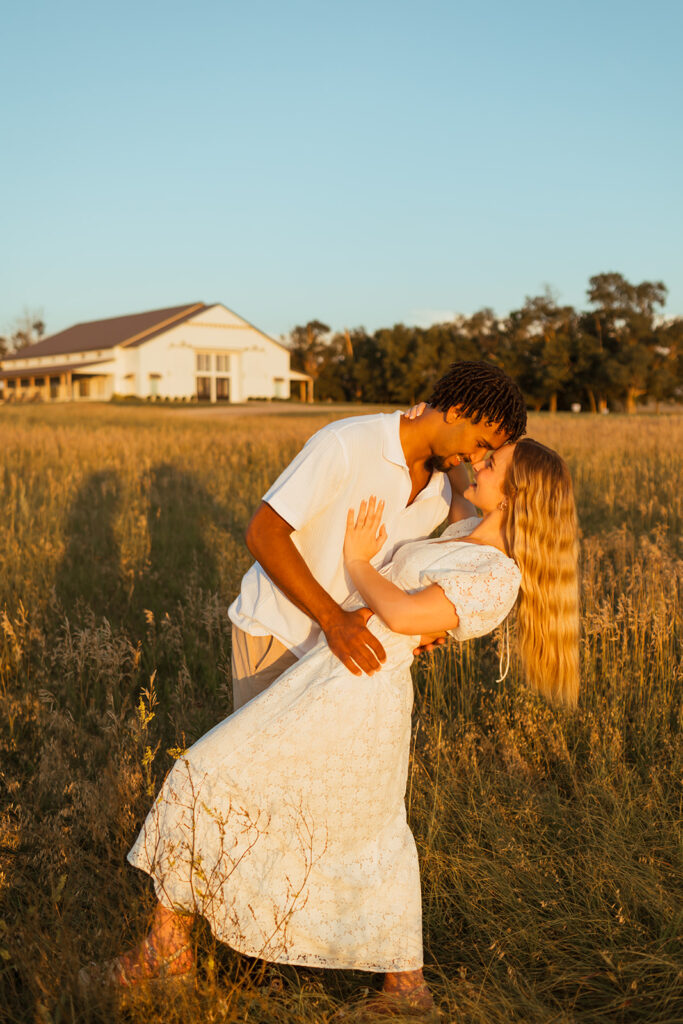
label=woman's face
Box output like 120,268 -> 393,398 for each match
464,443 -> 516,513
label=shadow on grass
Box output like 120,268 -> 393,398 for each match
55,468 -> 127,624
135,462 -> 221,619
55,463 -> 225,629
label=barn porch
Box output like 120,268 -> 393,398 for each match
0,360 -> 114,402
282,369 -> 314,402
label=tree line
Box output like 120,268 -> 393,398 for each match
288,273 -> 683,412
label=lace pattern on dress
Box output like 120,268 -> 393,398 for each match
419,545 -> 520,640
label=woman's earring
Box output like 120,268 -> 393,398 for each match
497,499 -> 509,511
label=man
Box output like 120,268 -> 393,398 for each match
229,360 -> 526,709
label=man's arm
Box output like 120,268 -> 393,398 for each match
246,502 -> 386,676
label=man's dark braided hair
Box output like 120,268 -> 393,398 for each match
427,361 -> 527,441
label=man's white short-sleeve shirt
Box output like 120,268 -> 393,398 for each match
229,412 -> 451,657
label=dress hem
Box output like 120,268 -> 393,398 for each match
126,853 -> 423,974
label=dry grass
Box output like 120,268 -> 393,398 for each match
0,404 -> 681,1023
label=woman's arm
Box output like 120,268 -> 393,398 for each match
344,498 -> 459,636
348,562 -> 459,635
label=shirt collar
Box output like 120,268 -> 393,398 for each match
382,410 -> 408,468
383,410 -> 450,501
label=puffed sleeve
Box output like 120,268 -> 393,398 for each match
419,547 -> 521,641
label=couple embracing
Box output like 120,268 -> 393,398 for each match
83,361 -> 580,1018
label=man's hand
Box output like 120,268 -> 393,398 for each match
322,607 -> 386,676
413,632 -> 448,656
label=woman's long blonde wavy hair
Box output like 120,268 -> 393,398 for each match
502,438 -> 580,706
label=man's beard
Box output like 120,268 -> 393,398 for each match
425,454 -> 454,474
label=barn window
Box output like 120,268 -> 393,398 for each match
196,376 -> 211,400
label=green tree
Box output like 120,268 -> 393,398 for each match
313,330 -> 356,401
584,273 -> 667,412
508,291 -> 576,411
463,308 -> 513,371
288,320 -> 331,400
347,329 -> 388,403
371,325 -> 421,403
411,319 -> 480,400
648,317 -> 683,411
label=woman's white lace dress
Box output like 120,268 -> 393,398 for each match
127,518 -> 520,972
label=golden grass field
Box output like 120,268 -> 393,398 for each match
0,404 -> 681,1023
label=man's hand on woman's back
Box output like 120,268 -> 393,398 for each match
322,607 -> 387,676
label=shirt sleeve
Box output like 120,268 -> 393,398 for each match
419,548 -> 521,640
262,426 -> 349,531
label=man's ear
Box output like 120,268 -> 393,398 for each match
445,405 -> 463,424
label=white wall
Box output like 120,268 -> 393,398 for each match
128,304 -> 292,401
112,346 -> 140,395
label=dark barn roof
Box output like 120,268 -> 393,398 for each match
0,359 -> 113,381
2,303 -> 206,361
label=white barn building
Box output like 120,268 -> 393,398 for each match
0,302 -> 312,403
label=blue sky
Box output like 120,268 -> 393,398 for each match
2,0 -> 681,342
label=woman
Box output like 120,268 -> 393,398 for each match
82,438 -> 579,1016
